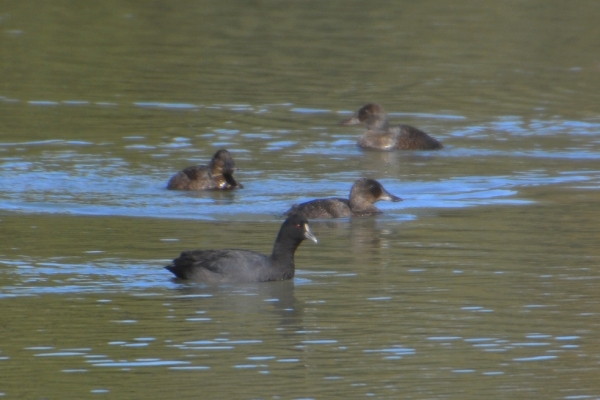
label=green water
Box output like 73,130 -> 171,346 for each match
2,1 -> 600,398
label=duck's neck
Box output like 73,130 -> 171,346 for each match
208,159 -> 220,178
367,116 -> 389,131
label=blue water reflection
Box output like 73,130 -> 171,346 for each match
2,104 -> 599,222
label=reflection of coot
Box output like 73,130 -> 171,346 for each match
171,280 -> 304,331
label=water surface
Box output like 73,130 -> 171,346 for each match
2,1 -> 600,399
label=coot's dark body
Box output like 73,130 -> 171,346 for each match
165,214 -> 317,283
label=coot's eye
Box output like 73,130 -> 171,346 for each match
295,223 -> 301,228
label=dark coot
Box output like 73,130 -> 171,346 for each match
165,214 -> 317,283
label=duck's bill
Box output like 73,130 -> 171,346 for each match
339,116 -> 360,126
381,190 -> 403,202
223,174 -> 243,189
304,224 -> 318,243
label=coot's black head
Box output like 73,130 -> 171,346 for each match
351,178 -> 402,204
210,149 -> 237,175
340,103 -> 388,130
279,213 -> 318,244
